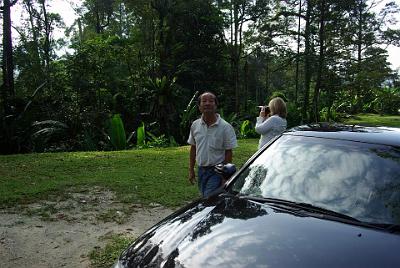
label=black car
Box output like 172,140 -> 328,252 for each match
114,124 -> 400,268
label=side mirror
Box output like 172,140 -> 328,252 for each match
214,163 -> 236,180
205,163 -> 237,199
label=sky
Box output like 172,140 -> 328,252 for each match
13,0 -> 78,27
10,0 -> 400,70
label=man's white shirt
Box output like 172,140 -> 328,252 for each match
188,114 -> 237,167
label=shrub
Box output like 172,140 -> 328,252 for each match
239,119 -> 258,139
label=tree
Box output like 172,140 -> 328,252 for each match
1,0 -> 399,154
1,0 -> 18,115
16,0 -> 65,94
343,0 -> 399,113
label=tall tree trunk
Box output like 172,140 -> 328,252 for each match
1,0 -> 16,115
233,0 -> 240,112
93,0 -> 111,34
327,84 -> 333,121
243,60 -> 248,111
77,18 -> 83,42
95,2 -> 102,34
229,3 -> 235,111
295,0 -> 302,106
40,0 -> 52,92
158,13 -> 167,78
231,0 -> 247,112
118,2 -> 124,38
355,0 -> 364,113
357,3 -> 363,64
264,53 -> 269,103
313,0 -> 326,122
1,0 -> 17,154
152,0 -> 169,78
24,0 -> 42,88
302,0 -> 313,122
151,0 -> 175,136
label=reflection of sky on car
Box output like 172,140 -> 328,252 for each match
136,198 -> 271,267
239,136 -> 400,224
179,224 -> 263,267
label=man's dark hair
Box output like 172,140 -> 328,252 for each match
197,92 -> 219,106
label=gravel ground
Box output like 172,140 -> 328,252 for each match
0,187 -> 174,268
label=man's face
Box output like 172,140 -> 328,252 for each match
199,93 -> 217,114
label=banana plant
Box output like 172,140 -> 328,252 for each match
107,114 -> 127,150
136,122 -> 145,147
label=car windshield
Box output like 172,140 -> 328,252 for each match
231,135 -> 400,225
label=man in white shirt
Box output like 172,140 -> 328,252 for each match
187,92 -> 237,197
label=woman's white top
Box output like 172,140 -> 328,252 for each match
255,115 -> 287,149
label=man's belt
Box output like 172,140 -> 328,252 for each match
199,165 -> 215,169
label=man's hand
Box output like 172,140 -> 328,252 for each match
189,145 -> 197,185
189,168 -> 196,185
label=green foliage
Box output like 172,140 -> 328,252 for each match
270,91 -> 288,102
335,90 -> 358,114
31,120 -> 69,152
371,87 -> 400,115
146,132 -> 171,148
145,76 -> 177,106
81,129 -> 98,151
3,0 -> 399,155
286,103 -> 302,128
319,107 -> 337,122
239,120 -> 257,139
144,76 -> 178,138
136,122 -> 145,147
240,120 -> 251,138
135,122 -> 178,148
107,114 -> 127,150
219,109 -> 241,130
180,91 -> 199,137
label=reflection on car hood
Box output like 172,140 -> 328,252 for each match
118,195 -> 400,267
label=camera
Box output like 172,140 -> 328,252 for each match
257,105 -> 270,113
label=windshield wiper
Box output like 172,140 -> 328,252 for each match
238,195 -> 400,233
368,223 -> 400,233
292,202 -> 361,222
386,224 -> 400,233
238,195 -> 360,223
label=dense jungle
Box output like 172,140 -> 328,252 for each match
1,0 -> 399,154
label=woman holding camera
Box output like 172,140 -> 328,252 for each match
255,97 -> 287,149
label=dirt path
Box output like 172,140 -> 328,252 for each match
0,187 -> 174,268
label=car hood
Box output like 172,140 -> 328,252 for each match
117,195 -> 400,268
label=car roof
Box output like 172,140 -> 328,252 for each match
285,123 -> 400,147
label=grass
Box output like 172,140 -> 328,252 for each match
2,113 -> 398,209
0,139 -> 258,268
96,208 -> 131,224
342,113 -> 400,128
90,234 -> 134,268
0,139 -> 258,208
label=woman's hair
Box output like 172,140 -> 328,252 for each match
268,97 -> 287,118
